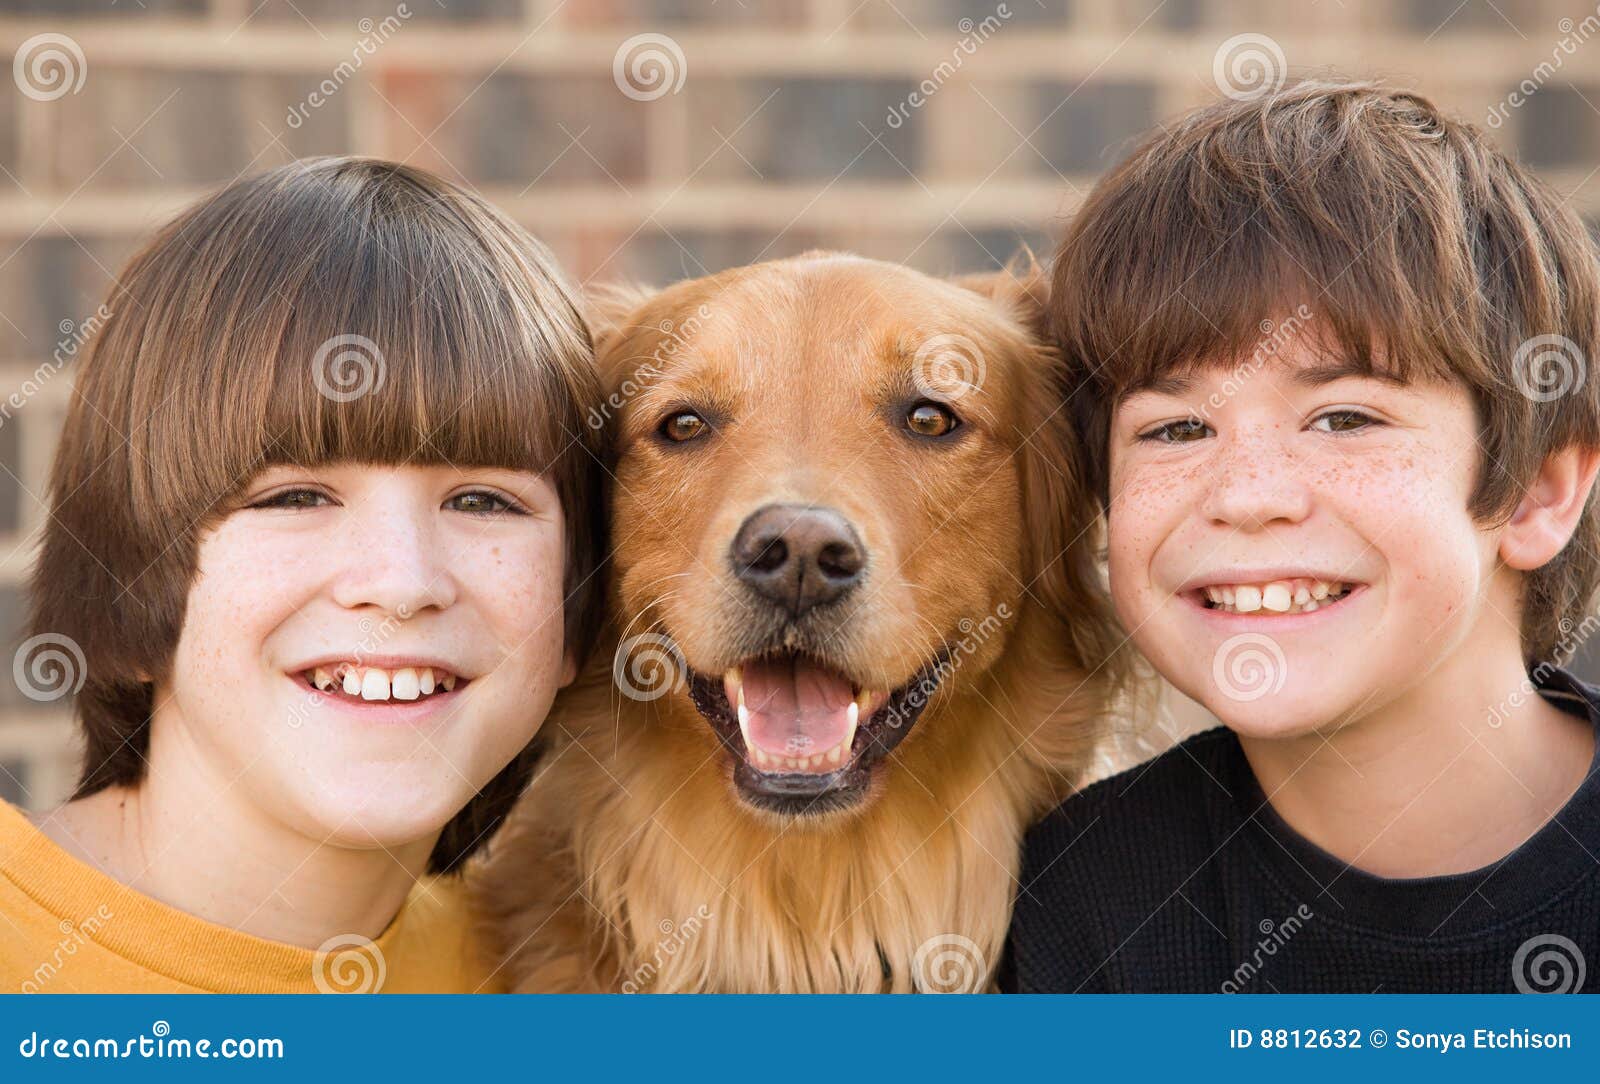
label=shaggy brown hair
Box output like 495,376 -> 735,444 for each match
1052,80 -> 1600,661
30,156 -> 605,873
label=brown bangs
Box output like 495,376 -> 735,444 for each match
1054,86 -> 1505,409
123,158 -> 592,536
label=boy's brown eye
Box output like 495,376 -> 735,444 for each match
906,401 -> 959,438
1141,418 -> 1210,443
1315,410 -> 1374,433
660,412 -> 708,442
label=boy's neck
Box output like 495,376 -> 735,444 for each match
38,722 -> 431,951
1237,620 -> 1596,880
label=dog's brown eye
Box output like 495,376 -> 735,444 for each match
906,401 -> 958,438
660,411 -> 708,442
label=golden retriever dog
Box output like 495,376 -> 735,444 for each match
474,251 -> 1128,992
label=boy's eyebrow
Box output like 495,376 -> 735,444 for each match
1125,363 -> 1410,398
1124,374 -> 1195,397
1290,361 -> 1410,388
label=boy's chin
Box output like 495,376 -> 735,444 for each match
1194,684 -> 1357,742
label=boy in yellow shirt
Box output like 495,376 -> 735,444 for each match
0,157 -> 604,993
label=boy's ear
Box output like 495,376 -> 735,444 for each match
559,646 -> 579,689
1500,445 -> 1600,571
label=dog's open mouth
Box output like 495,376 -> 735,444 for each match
686,650 -> 947,816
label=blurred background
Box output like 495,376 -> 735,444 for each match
1,0 -> 1599,808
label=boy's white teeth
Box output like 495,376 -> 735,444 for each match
1202,578 -> 1351,615
308,664 -> 458,701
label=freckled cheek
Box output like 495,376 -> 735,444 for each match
1307,460 -> 1481,608
189,534 -> 320,663
1107,463 -> 1199,580
471,534 -> 569,656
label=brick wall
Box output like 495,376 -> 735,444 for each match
1,0 -> 1597,808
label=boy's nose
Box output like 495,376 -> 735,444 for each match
330,508 -> 459,615
1199,438 -> 1313,529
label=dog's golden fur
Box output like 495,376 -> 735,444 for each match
473,252 -> 1127,992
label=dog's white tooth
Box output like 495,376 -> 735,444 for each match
827,743 -> 843,766
810,754 -> 824,768
738,703 -> 752,748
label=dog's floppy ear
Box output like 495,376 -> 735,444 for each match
949,248 -> 1051,346
959,256 -> 1123,684
584,281 -> 659,362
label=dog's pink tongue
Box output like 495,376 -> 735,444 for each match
741,657 -> 853,760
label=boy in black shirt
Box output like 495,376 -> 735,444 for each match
1004,81 -> 1600,993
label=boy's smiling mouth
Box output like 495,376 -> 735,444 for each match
1185,576 -> 1363,616
291,659 -> 471,704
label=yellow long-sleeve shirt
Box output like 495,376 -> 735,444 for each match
0,800 -> 505,993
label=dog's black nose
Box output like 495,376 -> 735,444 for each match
730,503 -> 866,617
